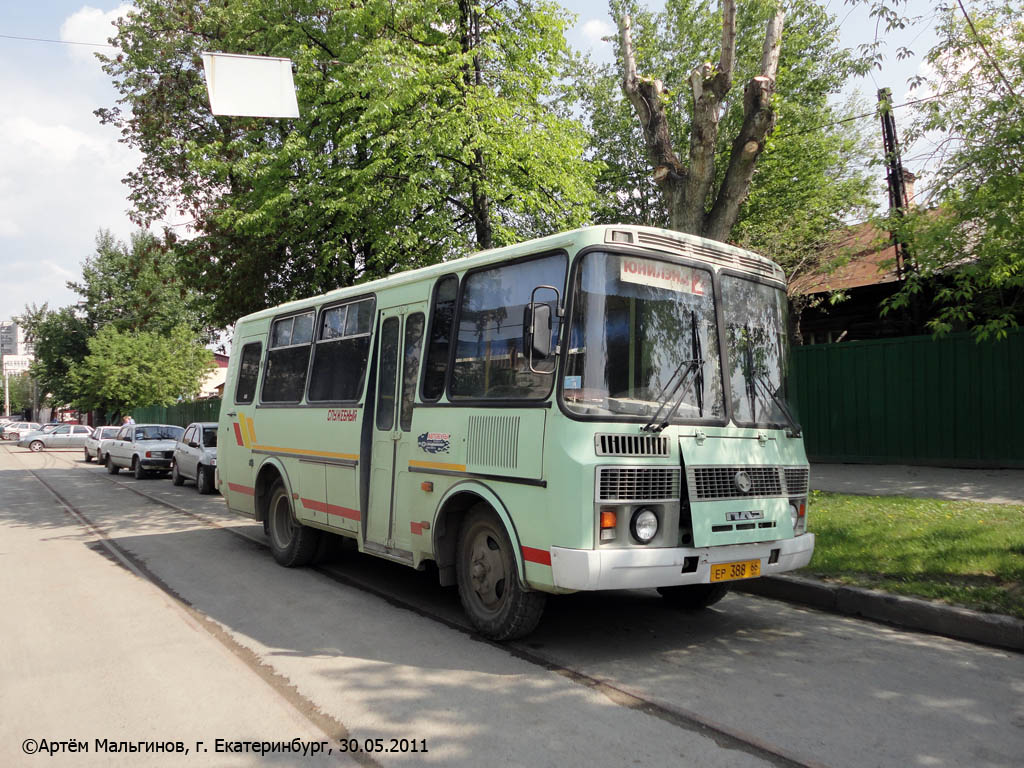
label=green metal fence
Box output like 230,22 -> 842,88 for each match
132,399 -> 223,428
790,329 -> 1024,467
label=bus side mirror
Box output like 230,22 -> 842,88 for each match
525,303 -> 552,360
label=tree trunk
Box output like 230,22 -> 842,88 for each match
618,2 -> 784,242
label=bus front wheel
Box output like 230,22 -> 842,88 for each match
657,583 -> 730,610
456,506 -> 545,640
267,481 -> 319,567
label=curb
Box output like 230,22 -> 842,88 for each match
734,574 -> 1024,652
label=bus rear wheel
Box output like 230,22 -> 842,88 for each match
657,583 -> 730,610
456,505 -> 545,640
267,480 -> 319,567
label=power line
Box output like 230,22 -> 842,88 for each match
0,32 -> 116,48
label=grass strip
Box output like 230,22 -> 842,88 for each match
803,491 -> 1024,618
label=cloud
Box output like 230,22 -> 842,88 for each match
581,18 -> 615,45
59,4 -> 134,68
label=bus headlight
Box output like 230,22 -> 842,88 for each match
631,508 -> 659,544
790,499 -> 807,535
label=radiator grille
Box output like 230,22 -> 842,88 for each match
595,433 -> 670,457
597,466 -> 680,502
688,466 -> 784,500
783,467 -> 810,496
467,415 -> 519,469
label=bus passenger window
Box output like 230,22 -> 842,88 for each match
422,275 -> 458,401
450,253 -> 566,400
235,343 -> 262,404
400,313 -> 425,431
308,298 -> 375,402
262,311 -> 314,403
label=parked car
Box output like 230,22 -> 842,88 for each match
84,426 -> 122,463
171,422 -> 219,494
1,422 -> 42,441
104,423 -> 185,479
18,424 -> 93,451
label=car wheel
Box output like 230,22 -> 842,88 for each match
84,448 -> 93,463
657,584 -> 730,610
132,458 -> 148,480
455,504 -> 546,640
29,440 -> 44,452
106,455 -> 120,475
196,465 -> 215,495
266,480 -> 320,567
171,462 -> 184,486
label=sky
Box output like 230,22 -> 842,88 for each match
0,1 -> 939,327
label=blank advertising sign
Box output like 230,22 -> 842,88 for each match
201,52 -> 300,118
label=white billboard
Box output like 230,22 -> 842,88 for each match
201,52 -> 300,118
2,355 -> 31,376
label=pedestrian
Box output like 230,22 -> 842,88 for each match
122,415 -> 135,425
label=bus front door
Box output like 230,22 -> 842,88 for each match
366,304 -> 426,558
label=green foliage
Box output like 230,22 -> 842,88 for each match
4,373 -> 32,416
806,490 -> 1024,618
69,325 -> 215,414
17,304 -> 92,407
69,229 -> 208,339
884,1 -> 1024,340
571,0 -> 875,278
98,0 -> 599,328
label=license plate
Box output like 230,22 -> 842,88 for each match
710,558 -> 761,583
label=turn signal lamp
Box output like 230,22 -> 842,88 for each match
600,507 -> 617,542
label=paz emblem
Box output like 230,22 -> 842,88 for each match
733,470 -> 753,494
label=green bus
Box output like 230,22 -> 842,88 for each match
217,225 -> 814,639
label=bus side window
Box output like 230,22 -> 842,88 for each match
235,342 -> 263,405
400,313 -> 425,431
262,312 -> 314,403
308,297 -> 375,402
421,275 -> 458,401
376,317 -> 401,431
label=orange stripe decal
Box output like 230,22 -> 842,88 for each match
253,445 -> 359,462
408,459 -> 467,472
228,483 -> 255,496
302,498 -> 360,521
521,546 -> 551,566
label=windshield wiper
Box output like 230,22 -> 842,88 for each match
752,374 -> 802,438
642,311 -> 705,433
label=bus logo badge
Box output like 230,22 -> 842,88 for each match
733,471 -> 753,493
418,432 -> 451,455
726,510 -> 763,522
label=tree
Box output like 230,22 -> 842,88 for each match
69,326 -> 215,416
578,0 -> 874,277
4,373 -> 32,417
17,304 -> 92,408
884,1 -> 1024,339
69,229 -> 207,338
98,0 -> 598,328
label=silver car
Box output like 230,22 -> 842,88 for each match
104,423 -> 185,479
84,426 -> 122,463
19,424 -> 93,451
171,422 -> 218,494
2,421 -> 41,441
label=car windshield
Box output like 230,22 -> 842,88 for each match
201,427 -> 218,448
720,275 -> 794,428
100,428 -> 119,438
135,426 -> 184,441
562,251 -> 724,421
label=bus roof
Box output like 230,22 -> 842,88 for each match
233,224 -> 785,325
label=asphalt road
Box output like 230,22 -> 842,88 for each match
1,445 -> 1022,768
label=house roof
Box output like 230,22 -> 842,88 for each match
790,221 -> 901,295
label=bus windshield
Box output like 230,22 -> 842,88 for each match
562,251 -> 725,421
721,274 -> 793,429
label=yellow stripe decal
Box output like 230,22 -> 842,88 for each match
252,445 -> 360,462
244,414 -> 257,445
408,459 -> 468,472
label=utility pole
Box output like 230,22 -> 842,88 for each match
878,88 -> 912,279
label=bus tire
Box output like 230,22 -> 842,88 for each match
106,455 -> 120,475
456,505 -> 545,640
657,583 -> 730,610
171,462 -> 184,486
196,465 -> 214,495
267,480 -> 319,567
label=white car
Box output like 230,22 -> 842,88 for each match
84,425 -> 122,463
171,422 -> 218,494
104,423 -> 185,479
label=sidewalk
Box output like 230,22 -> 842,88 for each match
736,461 -> 1024,652
810,462 -> 1024,505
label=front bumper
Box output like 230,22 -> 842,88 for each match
140,458 -> 172,469
550,534 -> 815,591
